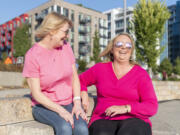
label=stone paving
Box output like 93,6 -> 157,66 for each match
151,100 -> 180,135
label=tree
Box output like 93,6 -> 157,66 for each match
91,31 -> 101,63
132,0 -> 170,72
159,58 -> 173,76
77,59 -> 87,73
13,23 -> 31,57
174,57 -> 180,75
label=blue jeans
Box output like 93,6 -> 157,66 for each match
32,103 -> 88,135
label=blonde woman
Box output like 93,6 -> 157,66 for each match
23,12 -> 88,135
80,33 -> 158,135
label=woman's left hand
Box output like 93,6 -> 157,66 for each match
72,100 -> 88,122
105,105 -> 128,117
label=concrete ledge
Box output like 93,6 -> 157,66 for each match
0,94 -> 95,126
0,89 -> 30,98
0,121 -> 54,135
0,97 -> 33,126
0,71 -> 24,87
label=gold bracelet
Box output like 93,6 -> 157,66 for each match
125,105 -> 128,113
125,105 -> 130,113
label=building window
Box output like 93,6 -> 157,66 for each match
108,32 -> 111,39
13,21 -> 17,28
115,29 -> 124,35
49,6 -> 54,12
108,22 -> 111,31
107,13 -> 111,21
87,15 -> 91,22
71,10 -> 74,22
115,20 -> 124,29
57,6 -> 61,14
63,8 -> 69,17
21,18 -> 24,23
42,8 -> 48,16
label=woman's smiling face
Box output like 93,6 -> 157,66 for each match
112,35 -> 133,63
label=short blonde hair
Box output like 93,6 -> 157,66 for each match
35,12 -> 73,39
99,33 -> 137,65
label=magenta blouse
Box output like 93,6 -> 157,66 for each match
79,62 -> 158,127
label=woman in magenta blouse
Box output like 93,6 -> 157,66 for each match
79,33 -> 158,135
23,12 -> 88,135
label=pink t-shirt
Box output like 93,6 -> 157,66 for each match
23,42 -> 75,106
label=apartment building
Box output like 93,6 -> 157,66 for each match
103,7 -> 134,40
168,0 -> 180,64
0,0 -> 108,62
0,14 -> 28,60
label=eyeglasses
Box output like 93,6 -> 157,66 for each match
60,29 -> 69,35
114,41 -> 132,49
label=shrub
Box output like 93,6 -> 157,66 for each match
77,59 -> 87,73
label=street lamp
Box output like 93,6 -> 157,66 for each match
124,0 -> 127,33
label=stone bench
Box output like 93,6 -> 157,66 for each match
1,85 -> 180,135
0,89 -> 96,135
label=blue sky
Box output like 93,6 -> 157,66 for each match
0,0 -> 178,24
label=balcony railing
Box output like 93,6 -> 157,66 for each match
99,24 -> 108,29
79,45 -> 90,55
1,29 -> 5,35
79,18 -> 91,24
79,29 -> 88,34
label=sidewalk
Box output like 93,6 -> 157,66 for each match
151,100 -> 180,135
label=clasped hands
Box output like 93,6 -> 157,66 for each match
81,91 -> 131,118
105,105 -> 130,117
58,100 -> 87,128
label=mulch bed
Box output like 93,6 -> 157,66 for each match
0,86 -> 25,90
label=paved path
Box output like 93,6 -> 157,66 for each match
151,100 -> 180,135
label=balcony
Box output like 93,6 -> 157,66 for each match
1,37 -> 5,43
7,25 -> 13,32
5,43 -> 11,50
79,44 -> 90,55
79,36 -> 90,44
1,29 -> 5,36
79,28 -> 88,34
99,24 -> 108,29
7,35 -> 11,41
99,33 -> 108,39
0,44 -> 4,50
79,39 -> 88,44
79,18 -> 91,24
35,13 -> 46,23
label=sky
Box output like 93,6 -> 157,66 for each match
0,0 -> 179,24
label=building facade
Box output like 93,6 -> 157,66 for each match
103,7 -> 134,40
168,0 -> 180,64
0,0 -> 108,62
0,14 -> 28,60
160,21 -> 169,63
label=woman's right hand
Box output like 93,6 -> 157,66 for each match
58,108 -> 74,128
81,91 -> 89,113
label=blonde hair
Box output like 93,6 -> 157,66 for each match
35,12 -> 73,39
99,33 -> 137,65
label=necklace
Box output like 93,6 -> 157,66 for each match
112,62 -> 133,80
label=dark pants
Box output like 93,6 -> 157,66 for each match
89,118 -> 152,135
32,103 -> 88,135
